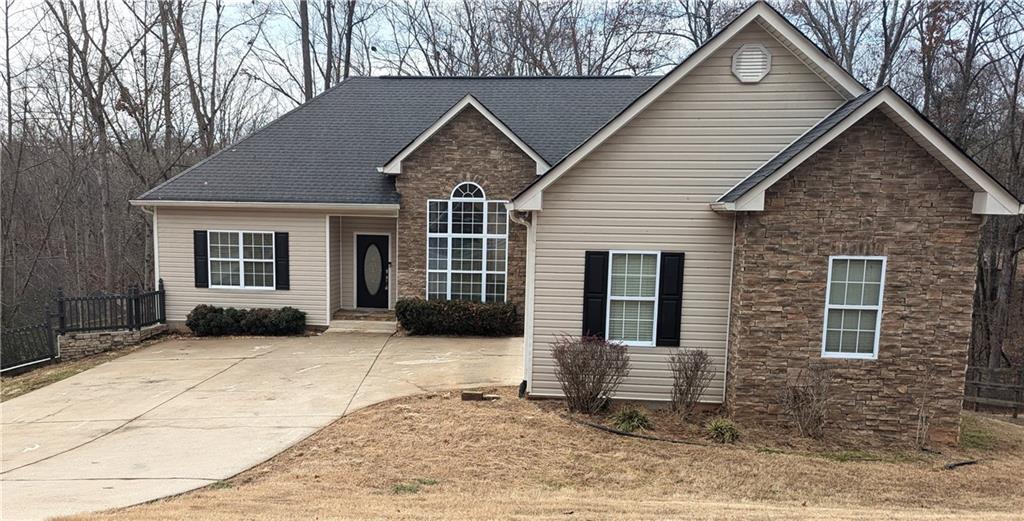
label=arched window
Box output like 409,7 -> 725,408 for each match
426,182 -> 508,302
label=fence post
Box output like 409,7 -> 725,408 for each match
44,302 -> 58,359
55,288 -> 66,334
1015,369 -> 1022,420
973,368 -> 981,412
158,278 -> 166,324
128,285 -> 141,330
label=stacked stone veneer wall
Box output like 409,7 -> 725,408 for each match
726,110 -> 982,446
395,107 -> 536,325
59,324 -> 166,361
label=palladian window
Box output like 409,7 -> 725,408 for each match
426,182 -> 508,302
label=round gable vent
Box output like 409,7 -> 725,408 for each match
732,43 -> 772,83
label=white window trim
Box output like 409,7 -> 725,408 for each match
606,250 -> 661,348
208,230 -> 276,290
425,182 -> 509,302
821,255 -> 886,360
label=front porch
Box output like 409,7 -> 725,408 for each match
327,308 -> 397,334
326,214 -> 398,332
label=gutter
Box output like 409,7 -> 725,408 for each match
129,200 -> 401,213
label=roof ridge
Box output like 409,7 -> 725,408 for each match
373,75 -> 659,80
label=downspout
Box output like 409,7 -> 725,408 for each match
507,207 -> 533,398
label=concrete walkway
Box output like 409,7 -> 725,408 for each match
0,333 -> 522,521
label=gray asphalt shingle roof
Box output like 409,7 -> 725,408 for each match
718,87 -> 883,203
139,76 -> 662,204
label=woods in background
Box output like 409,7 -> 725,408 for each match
3,0 -> 1023,368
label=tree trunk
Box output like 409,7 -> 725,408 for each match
342,0 -> 355,80
300,0 -> 313,100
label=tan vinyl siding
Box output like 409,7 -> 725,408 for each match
530,24 -> 846,403
329,216 -> 341,312
340,216 -> 397,309
156,207 -> 330,326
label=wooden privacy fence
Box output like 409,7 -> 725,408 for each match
964,366 -> 1024,418
0,280 -> 166,373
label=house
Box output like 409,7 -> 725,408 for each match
133,2 -> 1021,443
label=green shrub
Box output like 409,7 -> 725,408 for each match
395,298 -> 518,336
611,407 -> 653,433
186,305 -> 239,336
706,417 -> 740,444
186,305 -> 306,336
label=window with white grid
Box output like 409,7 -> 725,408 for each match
607,252 -> 660,347
822,256 -> 886,359
426,183 -> 508,302
208,231 -> 275,289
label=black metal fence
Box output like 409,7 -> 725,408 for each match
55,281 -> 166,334
964,366 -> 1024,418
1,280 -> 166,373
0,319 -> 57,372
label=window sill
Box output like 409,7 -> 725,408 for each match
821,351 -> 877,360
207,286 -> 277,291
612,340 -> 656,348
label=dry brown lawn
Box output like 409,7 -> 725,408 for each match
68,387 -> 1024,521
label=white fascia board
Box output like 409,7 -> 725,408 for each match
512,191 -> 542,211
380,94 -> 550,176
512,1 -> 866,211
729,89 -> 1021,216
130,199 -> 401,215
753,7 -> 866,99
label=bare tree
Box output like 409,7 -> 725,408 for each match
789,0 -> 874,75
874,0 -> 921,87
299,0 -> 313,99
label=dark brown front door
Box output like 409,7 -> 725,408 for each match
356,235 -> 389,308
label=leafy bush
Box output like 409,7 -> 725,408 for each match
551,334 -> 630,414
611,407 -> 652,433
186,305 -> 240,336
395,298 -> 518,336
186,305 -> 306,336
780,366 -> 833,439
706,417 -> 740,444
669,348 -> 716,420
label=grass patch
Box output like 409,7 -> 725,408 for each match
756,447 -> 784,455
820,449 -> 881,463
961,415 -> 997,450
391,478 -> 438,494
209,481 -> 232,490
610,407 -> 653,433
391,483 -> 421,494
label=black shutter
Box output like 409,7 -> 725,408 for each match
582,251 -> 609,337
275,232 -> 290,290
656,252 -> 685,347
193,230 -> 209,288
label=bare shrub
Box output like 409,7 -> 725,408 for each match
551,334 -> 630,414
669,348 -> 716,419
912,364 -> 938,449
781,366 -> 834,439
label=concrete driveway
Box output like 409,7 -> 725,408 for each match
0,333 -> 522,521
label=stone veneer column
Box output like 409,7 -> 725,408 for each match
393,107 -> 538,325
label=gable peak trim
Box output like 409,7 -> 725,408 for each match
511,0 -> 866,210
380,94 -> 550,176
714,88 -> 1022,216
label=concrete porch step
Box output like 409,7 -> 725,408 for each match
325,319 -> 397,334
